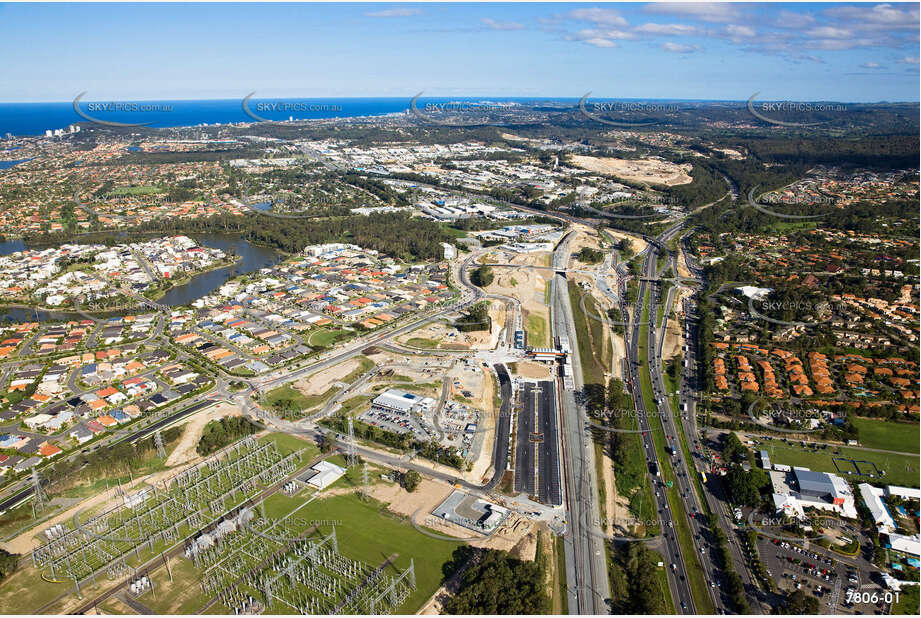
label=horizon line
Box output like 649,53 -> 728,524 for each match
1,96 -> 919,105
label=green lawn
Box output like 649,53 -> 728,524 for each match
756,439 -> 919,487
525,312 -> 549,347
308,327 -> 350,348
851,417 -> 919,453
405,337 -> 439,349
263,384 -> 312,410
259,432 -> 320,463
109,185 -> 165,196
892,585 -> 919,615
567,281 -> 607,385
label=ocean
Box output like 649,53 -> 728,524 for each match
0,97 -> 571,137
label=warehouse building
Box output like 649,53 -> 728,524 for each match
769,467 -> 858,520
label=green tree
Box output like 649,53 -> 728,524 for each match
403,470 -> 421,492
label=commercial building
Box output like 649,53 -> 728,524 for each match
371,389 -> 435,415
301,461 -> 346,490
859,483 -> 896,533
769,467 -> 858,520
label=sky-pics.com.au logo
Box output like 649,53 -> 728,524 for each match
238,180 -> 316,220
747,294 -> 850,329
241,92 -> 342,122
746,399 -> 839,434
409,92 -> 519,127
73,92 -> 173,127
746,92 -> 847,127
578,92 -> 678,127
747,185 -> 830,221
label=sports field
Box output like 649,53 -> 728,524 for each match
756,439 -> 919,487
850,417 -> 919,453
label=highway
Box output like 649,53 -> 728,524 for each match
622,220 -> 700,614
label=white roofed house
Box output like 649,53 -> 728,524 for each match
859,483 -> 896,534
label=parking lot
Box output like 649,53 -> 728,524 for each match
757,536 -> 891,615
358,408 -> 432,442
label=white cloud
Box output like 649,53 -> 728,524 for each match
365,8 -> 421,18
567,8 -> 628,26
806,26 -> 852,40
568,28 -> 638,42
773,10 -> 817,30
583,38 -> 619,48
634,23 -> 700,36
481,18 -> 525,31
643,2 -> 742,23
859,61 -> 882,69
897,56 -> 920,64
824,3 -> 920,31
804,38 -> 875,51
661,42 -> 700,54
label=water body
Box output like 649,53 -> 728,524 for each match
0,233 -> 283,321
0,97 -> 589,137
156,233 -> 282,306
0,158 -> 33,170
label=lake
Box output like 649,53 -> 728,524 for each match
0,233 -> 283,321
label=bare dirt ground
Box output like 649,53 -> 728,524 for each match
483,250 -> 551,331
568,229 -> 603,262
676,249 -> 692,278
661,288 -> 689,361
401,305 -> 504,350
164,402 -> 241,467
293,357 -> 360,395
570,154 -> 693,186
612,491 -> 635,536
607,228 -> 647,258
600,449 -> 618,536
513,361 -> 552,379
446,363 -> 497,483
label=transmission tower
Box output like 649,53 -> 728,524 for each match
31,468 -> 47,514
361,462 -> 370,501
346,417 -> 357,468
154,430 -> 166,459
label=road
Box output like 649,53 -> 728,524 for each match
622,220 -> 700,614
550,231 -> 610,614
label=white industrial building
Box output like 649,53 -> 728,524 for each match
859,483 -> 896,533
304,461 -> 346,490
371,389 -> 435,415
887,485 -> 921,501
770,467 -> 858,520
886,532 -> 921,557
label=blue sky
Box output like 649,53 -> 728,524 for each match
0,2 -> 917,102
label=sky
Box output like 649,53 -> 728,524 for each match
0,2 -> 918,103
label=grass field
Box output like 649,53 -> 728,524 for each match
343,356 -> 375,383
259,432 -> 320,463
892,585 -> 919,615
552,535 -> 568,614
308,327 -> 350,348
755,439 -> 919,487
109,185 -> 165,196
263,384 -> 312,411
851,417 -> 919,453
405,337 -> 439,349
526,312 -> 549,347
567,281 -> 607,385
